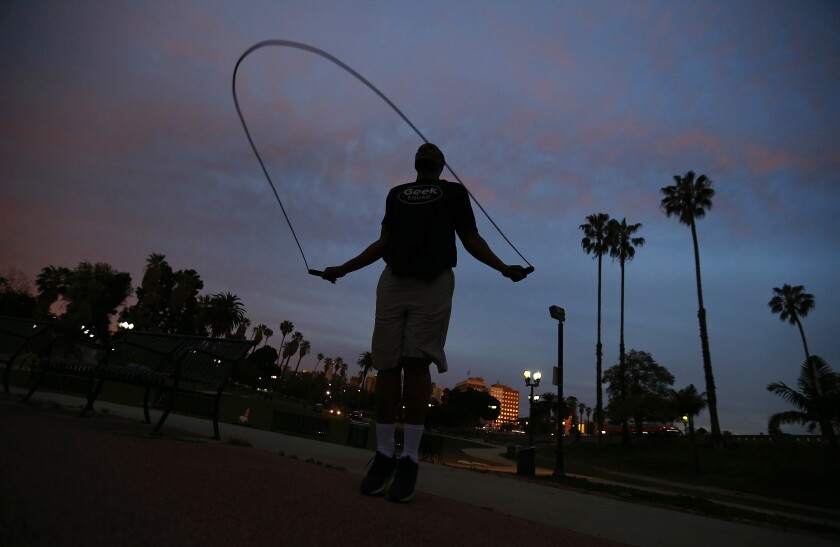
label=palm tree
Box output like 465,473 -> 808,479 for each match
660,170 -> 722,445
293,339 -> 311,374
201,292 -> 246,337
580,212 -> 615,435
609,218 -> 645,444
35,265 -> 70,316
671,384 -> 708,472
261,326 -> 274,347
357,351 -> 373,389
250,324 -> 268,353
334,357 -> 346,388
769,284 -> 815,362
279,331 -> 303,380
278,320 -> 294,352
767,356 -> 839,446
313,352 -> 325,375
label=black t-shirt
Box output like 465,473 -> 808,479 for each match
381,178 -> 478,278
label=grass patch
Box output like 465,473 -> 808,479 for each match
539,437 -> 840,510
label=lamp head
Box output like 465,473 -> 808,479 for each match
549,305 -> 565,322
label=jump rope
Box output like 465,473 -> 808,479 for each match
232,40 -> 534,279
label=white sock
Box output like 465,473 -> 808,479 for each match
376,423 -> 396,457
402,423 -> 425,463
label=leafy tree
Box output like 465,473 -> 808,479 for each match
168,269 -> 204,334
769,284 -> 815,362
235,345 -> 279,387
539,392 -> 558,425
660,170 -> 722,445
59,261 -> 132,341
428,388 -> 501,428
0,275 -> 37,317
604,350 -> 675,438
608,218 -> 645,444
767,355 -> 839,446
119,256 -> 205,334
580,212 -> 615,434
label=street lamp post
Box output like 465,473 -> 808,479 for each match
549,305 -> 565,477
523,370 -> 541,447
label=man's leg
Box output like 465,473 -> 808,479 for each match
388,357 -> 430,503
402,357 -> 432,425
360,367 -> 401,496
373,366 -> 402,456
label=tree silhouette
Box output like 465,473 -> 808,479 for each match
660,170 -> 722,446
769,284 -> 815,362
608,218 -> 645,444
767,355 -> 839,446
580,212 -> 615,435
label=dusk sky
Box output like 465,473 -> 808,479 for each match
3,1 -> 839,434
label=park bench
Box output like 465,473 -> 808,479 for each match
1,315 -> 51,395
24,331 -> 255,439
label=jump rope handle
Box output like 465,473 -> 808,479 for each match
523,266 -> 534,275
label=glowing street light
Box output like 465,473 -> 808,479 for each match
524,370 -> 541,447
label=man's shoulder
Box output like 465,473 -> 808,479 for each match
388,179 -> 463,193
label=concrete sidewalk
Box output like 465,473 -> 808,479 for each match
2,390 -> 837,547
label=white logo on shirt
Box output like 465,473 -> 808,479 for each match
398,185 -> 442,205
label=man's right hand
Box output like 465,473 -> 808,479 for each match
320,266 -> 345,284
501,265 -> 530,282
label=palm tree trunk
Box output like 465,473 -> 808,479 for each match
596,253 -> 604,435
619,259 -> 630,445
690,221 -> 722,445
795,318 -> 810,362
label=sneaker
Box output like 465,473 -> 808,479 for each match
360,452 -> 397,496
387,457 -> 419,503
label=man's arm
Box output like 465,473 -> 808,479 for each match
320,225 -> 390,283
459,230 -> 529,282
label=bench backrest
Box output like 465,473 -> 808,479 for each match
108,331 -> 255,387
0,316 -> 51,363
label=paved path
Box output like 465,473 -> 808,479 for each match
1,391 -> 837,547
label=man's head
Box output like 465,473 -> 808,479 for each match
414,143 -> 445,177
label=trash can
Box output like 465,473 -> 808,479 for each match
516,446 -> 536,476
347,420 -> 370,448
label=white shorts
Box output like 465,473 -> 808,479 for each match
371,266 -> 455,373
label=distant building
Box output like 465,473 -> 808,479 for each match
490,383 -> 519,425
453,376 -> 488,393
452,376 -> 519,425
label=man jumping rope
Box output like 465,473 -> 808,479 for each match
320,143 -> 529,502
